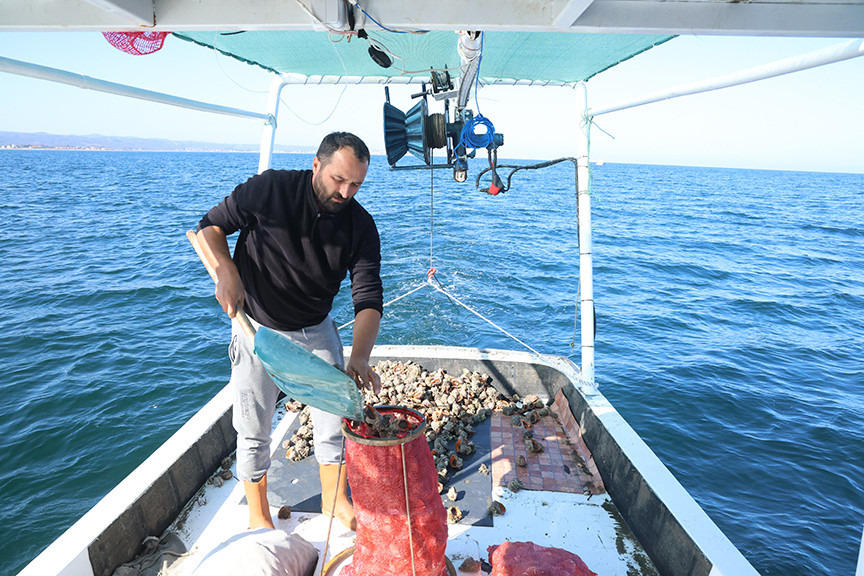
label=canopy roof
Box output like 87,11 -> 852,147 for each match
173,30 -> 673,84
2,0 -> 861,37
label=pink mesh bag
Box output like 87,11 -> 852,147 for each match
102,32 -> 168,55
487,541 -> 597,576
341,407 -> 448,576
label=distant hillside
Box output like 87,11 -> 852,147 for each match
0,131 -> 313,153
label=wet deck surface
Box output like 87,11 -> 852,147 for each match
168,390 -> 659,576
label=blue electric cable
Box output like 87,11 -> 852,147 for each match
460,115 -> 495,149
351,1 -> 428,33
455,33 -> 497,168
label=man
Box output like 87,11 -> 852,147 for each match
195,132 -> 383,531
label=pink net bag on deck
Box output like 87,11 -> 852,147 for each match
341,407 -> 448,576
487,541 -> 597,576
102,32 -> 168,55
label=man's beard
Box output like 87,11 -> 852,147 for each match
313,172 -> 350,214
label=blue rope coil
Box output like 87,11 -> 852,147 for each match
460,114 -> 496,150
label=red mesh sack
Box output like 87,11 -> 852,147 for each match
102,32 -> 168,55
342,407 -> 448,576
487,541 -> 597,576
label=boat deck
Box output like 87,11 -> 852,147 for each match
165,388 -> 659,576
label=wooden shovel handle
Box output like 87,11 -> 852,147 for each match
186,230 -> 257,341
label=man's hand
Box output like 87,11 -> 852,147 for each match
346,358 -> 381,394
214,267 -> 245,318
348,308 -> 382,394
197,226 -> 245,318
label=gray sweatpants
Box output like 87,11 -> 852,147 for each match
229,314 -> 346,483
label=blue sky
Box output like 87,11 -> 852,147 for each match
1,32 -> 862,173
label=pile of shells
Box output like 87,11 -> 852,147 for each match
504,393 -> 550,455
283,404 -> 314,462
281,360 -> 551,508
365,360 -> 511,486
284,361 -> 511,476
359,405 -> 419,438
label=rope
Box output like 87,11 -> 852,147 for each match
338,151 -> 436,331
337,125 -> 584,366
319,436 -> 346,576
341,274 -> 559,366
400,442 -> 417,576
475,157 -> 578,194
429,150 -> 436,280
425,278 -> 546,358
348,0 -> 429,34
570,276 -> 580,350
453,32 -> 500,170
460,114 -> 496,150
337,282 -> 427,330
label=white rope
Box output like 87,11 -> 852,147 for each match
340,275 -> 552,362
338,140 -> 574,364
318,437 -> 346,576
338,281 -> 428,330
400,442 -> 417,576
426,279 -> 546,358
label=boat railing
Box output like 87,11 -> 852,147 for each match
587,38 -> 864,118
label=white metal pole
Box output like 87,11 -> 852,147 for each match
574,82 -> 596,390
588,38 -> 864,118
257,76 -> 287,173
0,56 -> 271,123
857,525 -> 864,576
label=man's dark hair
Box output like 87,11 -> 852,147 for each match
316,132 -> 370,166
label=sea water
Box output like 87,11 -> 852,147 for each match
1,150 -> 862,576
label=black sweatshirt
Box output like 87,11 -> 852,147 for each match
197,169 -> 383,332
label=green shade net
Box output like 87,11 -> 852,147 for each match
173,30 -> 672,84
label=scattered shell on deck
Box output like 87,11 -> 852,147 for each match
448,453 -> 464,470
218,469 -> 234,481
220,457 -> 233,471
284,406 -> 315,462
438,482 -> 444,494
521,410 -> 540,426
488,501 -> 506,516
522,428 -> 534,440
525,438 -> 544,454
447,506 -> 463,524
522,395 -> 545,411
208,475 -> 223,488
285,399 -> 304,413
508,478 -> 525,493
459,557 -> 482,573
505,393 -> 550,438
277,505 -> 292,520
516,455 -> 527,467
447,486 -> 459,501
478,463 -> 490,476
286,437 -> 313,462
455,438 -> 475,455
